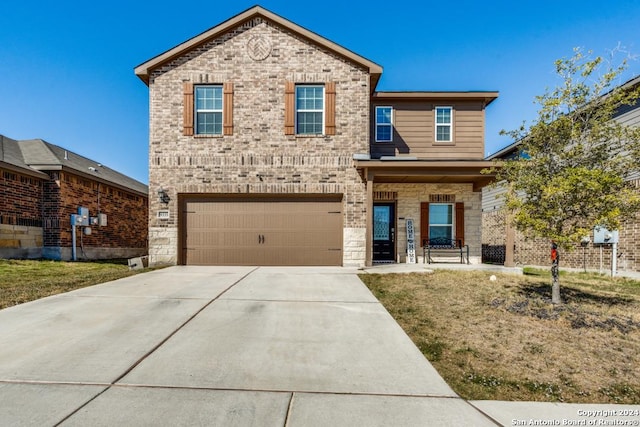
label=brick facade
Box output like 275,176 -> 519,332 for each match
147,17 -> 369,265
0,168 -> 43,225
139,7 -> 498,267
0,168 -> 44,258
1,166 -> 148,260
511,222 -> 640,273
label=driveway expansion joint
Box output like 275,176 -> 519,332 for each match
51,266 -> 261,425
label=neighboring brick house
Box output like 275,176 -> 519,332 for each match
482,75 -> 640,272
0,135 -> 148,260
135,6 -> 498,267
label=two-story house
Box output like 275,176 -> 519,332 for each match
135,6 -> 498,267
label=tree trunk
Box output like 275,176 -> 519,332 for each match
551,242 -> 562,304
551,261 -> 562,304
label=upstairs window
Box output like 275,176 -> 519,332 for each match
183,82 -> 233,136
375,106 -> 393,142
435,106 -> 452,142
296,85 -> 324,135
195,85 -> 223,135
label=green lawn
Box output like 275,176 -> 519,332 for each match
0,259 -> 153,309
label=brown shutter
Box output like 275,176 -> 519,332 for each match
455,202 -> 465,247
325,81 -> 336,135
284,81 -> 295,135
223,82 -> 234,136
183,82 -> 194,136
420,202 -> 429,247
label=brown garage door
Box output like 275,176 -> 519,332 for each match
181,196 -> 343,266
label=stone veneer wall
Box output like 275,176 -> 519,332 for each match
374,183 -> 482,264
0,225 -> 43,259
147,18 -> 370,265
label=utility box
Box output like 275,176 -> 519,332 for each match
593,227 -> 619,244
76,207 -> 90,226
98,213 -> 107,227
71,214 -> 84,226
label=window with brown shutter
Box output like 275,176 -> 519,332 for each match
421,202 -> 464,247
183,82 -> 194,136
286,81 -> 335,136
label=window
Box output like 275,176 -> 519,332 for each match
296,85 -> 324,135
429,203 -> 453,240
195,85 -> 223,135
375,106 -> 393,142
435,106 -> 452,142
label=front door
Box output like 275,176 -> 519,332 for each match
373,203 -> 395,262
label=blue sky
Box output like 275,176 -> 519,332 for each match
1,0 -> 639,184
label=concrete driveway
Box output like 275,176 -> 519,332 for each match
0,266 -> 498,426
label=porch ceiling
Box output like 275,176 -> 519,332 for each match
354,159 -> 499,191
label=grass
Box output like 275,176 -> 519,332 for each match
359,269 -> 640,404
0,259 -> 154,310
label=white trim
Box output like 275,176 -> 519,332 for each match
435,106 -> 453,143
194,85 -> 223,135
295,84 -> 325,135
375,106 -> 393,142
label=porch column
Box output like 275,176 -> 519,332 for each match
365,170 -> 374,267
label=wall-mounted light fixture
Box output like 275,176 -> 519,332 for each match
158,187 -> 171,204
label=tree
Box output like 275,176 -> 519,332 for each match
491,48 -> 640,304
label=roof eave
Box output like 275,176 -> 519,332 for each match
0,161 -> 49,180
28,164 -> 148,196
354,159 -> 498,168
372,91 -> 499,105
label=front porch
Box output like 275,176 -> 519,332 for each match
354,158 -> 497,267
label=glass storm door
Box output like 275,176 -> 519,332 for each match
373,203 -> 395,262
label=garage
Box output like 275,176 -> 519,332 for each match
180,195 -> 343,266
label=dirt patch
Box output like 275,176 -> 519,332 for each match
491,288 -> 640,334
